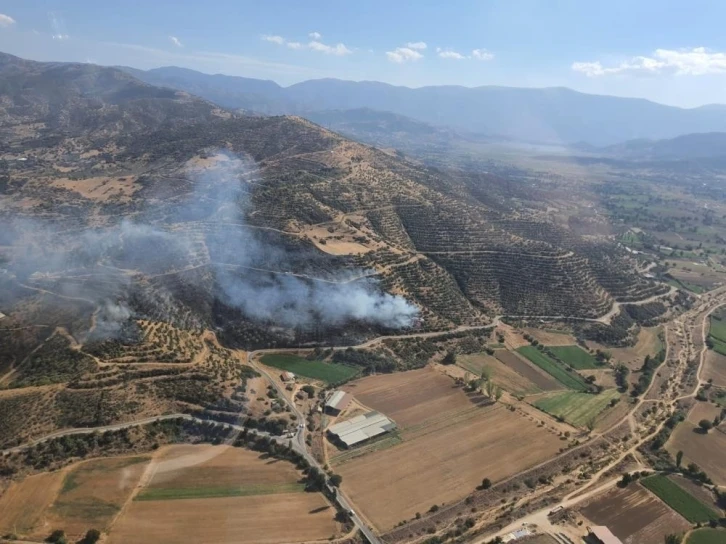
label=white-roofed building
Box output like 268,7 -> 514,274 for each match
327,411 -> 396,448
325,390 -> 352,415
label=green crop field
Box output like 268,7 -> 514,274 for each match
135,482 -> 305,501
533,389 -> 619,427
260,354 -> 359,384
517,346 -> 589,390
549,345 -> 601,369
709,315 -> 726,343
687,528 -> 726,544
641,475 -> 720,523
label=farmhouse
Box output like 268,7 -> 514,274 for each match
327,411 -> 396,448
280,371 -> 295,383
588,526 -> 623,544
325,390 -> 352,415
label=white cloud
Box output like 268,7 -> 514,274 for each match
573,47 -> 726,77
471,48 -> 494,61
261,34 -> 352,56
405,41 -> 427,50
52,34 -> 69,40
309,31 -> 321,40
386,46 -> 424,63
169,35 -> 183,48
48,11 -> 69,40
438,49 -> 465,60
0,13 -> 16,27
262,34 -> 286,45
308,40 -> 351,56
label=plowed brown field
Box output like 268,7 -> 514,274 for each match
337,369 -> 562,531
579,483 -> 690,544
495,350 -> 562,391
0,471 -> 65,537
703,350 -> 726,386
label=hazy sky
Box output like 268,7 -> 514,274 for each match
2,0 -> 726,107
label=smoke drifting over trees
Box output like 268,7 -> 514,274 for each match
0,152 -> 419,338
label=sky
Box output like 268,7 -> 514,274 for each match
1,0 -> 726,108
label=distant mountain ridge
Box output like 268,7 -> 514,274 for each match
121,65 -> 726,146
601,132 -> 726,160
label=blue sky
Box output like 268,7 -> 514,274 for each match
1,0 -> 726,107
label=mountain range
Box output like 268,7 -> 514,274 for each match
123,65 -> 726,146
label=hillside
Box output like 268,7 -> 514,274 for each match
600,132 -> 726,160
0,52 -> 666,360
122,65 -> 726,146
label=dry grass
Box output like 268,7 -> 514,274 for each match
457,353 -> 542,395
703,350 -> 726,386
523,328 -> 577,346
50,176 -> 139,202
0,471 -> 65,537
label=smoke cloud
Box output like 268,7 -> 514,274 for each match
0,151 -> 419,338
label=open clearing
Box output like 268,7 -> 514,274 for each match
457,352 -> 541,395
494,350 -> 562,391
641,475 -> 720,523
666,402 -> 726,485
703,350 -> 726,386
109,445 -> 339,544
517,346 -> 589,390
260,353 -> 358,384
548,345 -> 601,369
338,369 -> 562,531
579,482 -> 691,544
602,326 -> 663,368
0,471 -> 65,537
523,328 -> 577,346
533,389 -> 620,427
687,528 -> 726,543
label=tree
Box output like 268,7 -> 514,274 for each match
329,473 -> 343,487
676,450 -> 683,468
494,385 -> 503,402
80,529 -> 101,544
481,478 -> 492,489
441,351 -> 457,365
664,534 -> 683,544
698,419 -> 713,433
45,530 -> 67,544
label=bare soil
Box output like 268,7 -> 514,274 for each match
703,350 -> 726,386
0,471 -> 65,537
495,350 -> 562,391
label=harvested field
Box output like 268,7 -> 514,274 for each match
579,483 -> 691,544
0,471 -> 65,537
457,352 -> 541,395
533,389 -> 620,427
548,345 -> 600,369
667,402 -> 726,485
702,350 -> 726,386
519,536 -> 559,544
336,402 -> 562,531
342,367 -> 471,428
604,326 -> 663,368
45,456 -> 150,537
517,346 -> 589,390
142,445 -> 302,492
108,444 -> 339,544
523,328 -> 577,346
641,475 -> 720,523
260,353 -> 358,384
494,350 -> 562,391
110,494 -> 338,544
580,368 -> 616,389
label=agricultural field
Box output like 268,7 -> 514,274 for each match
336,369 -> 562,531
687,528 -> 726,544
494,350 -> 562,391
109,445 -> 340,544
522,328 -> 577,346
640,475 -> 720,523
666,402 -> 726,485
702,350 -> 726,386
457,352 -> 542,395
533,389 -> 620,427
579,482 -> 691,544
597,326 -> 663,369
548,345 -> 601,369
0,471 -> 65,537
260,353 -> 359,384
708,314 -> 726,356
517,346 -> 589,390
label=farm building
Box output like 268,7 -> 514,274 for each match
280,371 -> 295,382
325,390 -> 352,415
588,526 -> 623,544
327,411 -> 396,448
